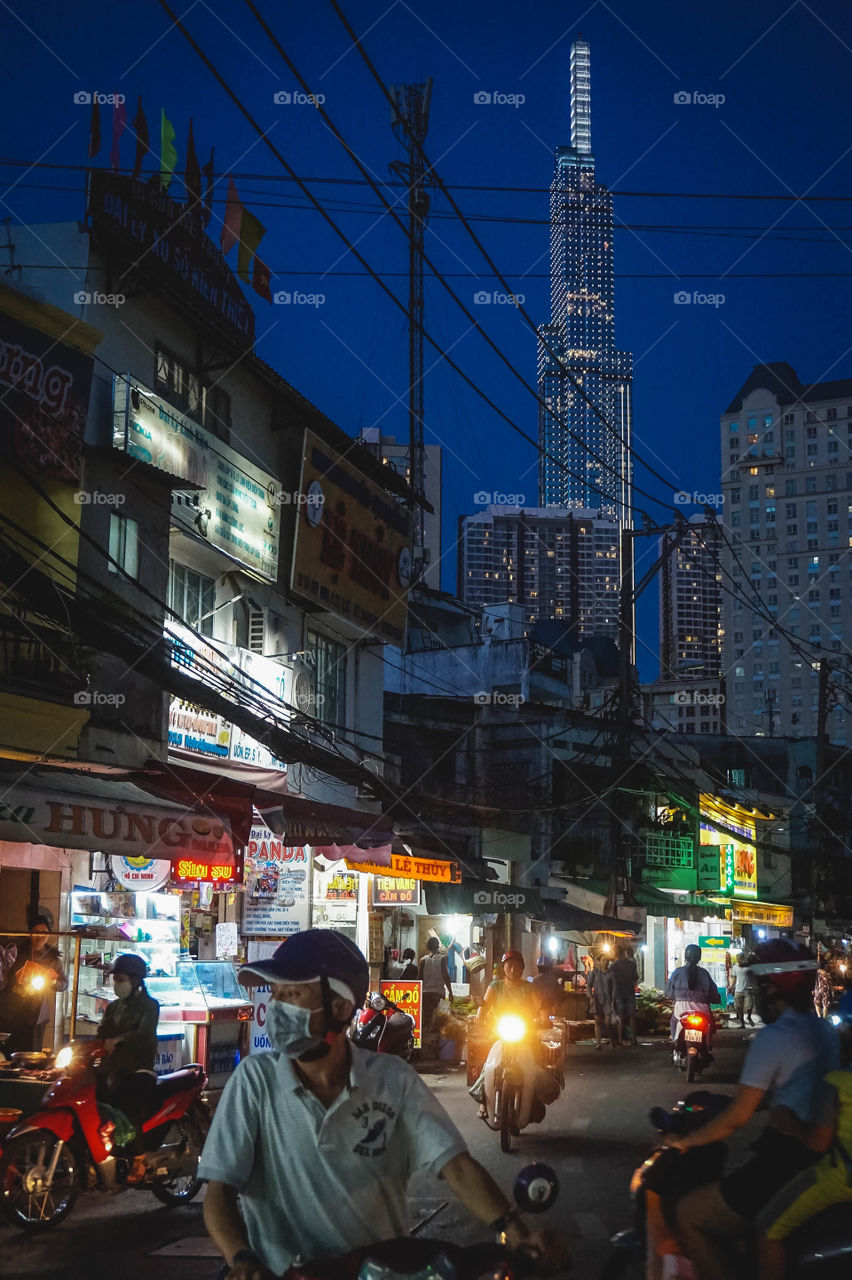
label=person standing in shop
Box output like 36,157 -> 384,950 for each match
419,936 -> 453,1031
0,916 -> 68,1053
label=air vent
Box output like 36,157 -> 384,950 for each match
248,607 -> 265,654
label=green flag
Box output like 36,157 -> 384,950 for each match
160,109 -> 177,191
237,208 -> 266,282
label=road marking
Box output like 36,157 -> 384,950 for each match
150,1236 -> 221,1257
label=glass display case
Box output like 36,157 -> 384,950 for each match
157,959 -> 251,1088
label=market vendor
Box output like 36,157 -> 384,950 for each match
0,917 -> 68,1054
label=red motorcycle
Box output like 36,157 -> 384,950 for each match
0,1041 -> 210,1230
350,992 -> 416,1060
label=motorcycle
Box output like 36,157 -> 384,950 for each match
351,991 -> 416,1060
283,1162 -> 562,1279
482,1015 -> 564,1153
0,1040 -> 210,1230
601,1091 -> 852,1280
672,1010 -> 713,1083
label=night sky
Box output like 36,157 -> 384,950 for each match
5,0 -> 852,677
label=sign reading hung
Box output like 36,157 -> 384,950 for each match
113,374 -> 281,580
290,430 -> 412,645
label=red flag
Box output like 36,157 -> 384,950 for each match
110,97 -> 127,171
237,209 -> 266,282
132,96 -> 149,179
220,175 -> 242,254
88,98 -> 101,159
201,147 -> 215,227
185,118 -> 202,208
252,254 -> 272,302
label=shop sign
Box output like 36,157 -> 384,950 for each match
114,375 -> 279,579
242,823 -> 310,938
290,429 -> 411,645
698,935 -> 730,950
171,857 -> 238,885
372,876 -> 420,906
250,984 -> 273,1054
110,855 -> 171,891
724,844 -> 757,900
312,863 -> 358,928
346,853 -> 462,884
227,651 -> 290,771
90,172 -> 254,347
697,845 -> 722,891
380,980 -> 422,1048
732,903 -> 794,928
154,1039 -> 183,1077
0,305 -> 94,483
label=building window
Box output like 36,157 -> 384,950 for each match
168,561 -> 215,635
306,629 -> 346,727
108,514 -> 139,579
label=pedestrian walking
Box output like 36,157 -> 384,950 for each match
588,953 -> 615,1050
733,953 -> 756,1027
608,946 -> 639,1045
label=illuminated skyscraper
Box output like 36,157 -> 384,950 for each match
538,39 -> 633,518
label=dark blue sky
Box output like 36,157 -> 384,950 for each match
4,0 -> 852,676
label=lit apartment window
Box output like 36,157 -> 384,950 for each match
168,560 -> 215,635
108,514 -> 139,579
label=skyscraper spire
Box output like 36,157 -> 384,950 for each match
570,37 -> 591,155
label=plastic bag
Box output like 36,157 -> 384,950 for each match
436,998 -> 451,1016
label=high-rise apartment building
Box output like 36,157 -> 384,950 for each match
720,362 -> 852,743
458,505 -> 620,639
659,515 -> 724,680
537,38 -> 633,518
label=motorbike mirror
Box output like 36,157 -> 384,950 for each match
513,1163 -> 559,1214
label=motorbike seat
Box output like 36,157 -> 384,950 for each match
154,1064 -> 205,1099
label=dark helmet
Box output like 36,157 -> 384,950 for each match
502,950 -> 525,968
751,939 -> 816,999
684,944 -> 702,964
536,955 -> 553,968
107,953 -> 148,980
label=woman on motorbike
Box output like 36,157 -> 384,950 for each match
666,943 -> 720,1044
97,953 -> 160,1184
476,951 -> 543,1120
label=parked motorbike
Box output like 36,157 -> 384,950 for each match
0,1040 -> 210,1230
284,1162 -> 562,1279
482,1015 -> 563,1153
672,1011 -> 713,1083
351,991 -> 416,1060
601,1091 -> 852,1280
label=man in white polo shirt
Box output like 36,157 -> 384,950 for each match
200,929 -> 566,1280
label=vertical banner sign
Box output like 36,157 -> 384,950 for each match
250,984 -> 272,1054
379,980 -> 422,1049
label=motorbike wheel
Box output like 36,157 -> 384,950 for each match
150,1117 -> 203,1207
499,1083 -> 516,1153
687,1055 -> 697,1083
0,1129 -> 80,1231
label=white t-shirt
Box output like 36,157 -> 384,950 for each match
420,951 -> 447,995
199,1043 -> 467,1275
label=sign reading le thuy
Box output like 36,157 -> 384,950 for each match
113,375 -> 280,580
291,430 -> 411,645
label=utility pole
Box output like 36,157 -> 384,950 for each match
809,657 -> 831,942
390,80 -> 433,584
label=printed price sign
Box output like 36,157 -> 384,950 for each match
379,979 -> 422,1049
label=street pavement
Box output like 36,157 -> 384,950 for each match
0,1028 -> 753,1280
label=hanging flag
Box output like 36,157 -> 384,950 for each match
201,147 -> 215,227
185,118 -> 202,208
110,97 -> 127,171
160,109 -> 177,192
237,208 -> 266,282
220,174 -> 242,254
132,96 -> 149,179
252,254 -> 272,302
88,98 -> 101,159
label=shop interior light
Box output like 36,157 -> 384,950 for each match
547,936 -> 559,954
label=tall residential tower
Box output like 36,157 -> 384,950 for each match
538,39 -> 633,518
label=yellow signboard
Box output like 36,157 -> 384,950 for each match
290,430 -> 411,644
346,853 -> 461,883
732,903 -> 794,928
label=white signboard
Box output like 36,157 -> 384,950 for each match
250,984 -> 273,1054
228,651 -> 289,772
312,862 -> 359,928
114,375 -> 281,580
242,824 -> 311,938
109,855 -> 171,891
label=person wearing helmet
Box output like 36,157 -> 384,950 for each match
96,953 -> 159,1184
200,930 -> 568,1280
479,951 -> 542,1024
665,944 -> 721,1045
661,940 -> 840,1280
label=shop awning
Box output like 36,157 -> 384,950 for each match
540,898 -> 641,936
257,794 -> 394,865
425,879 -> 544,916
0,765 -> 241,866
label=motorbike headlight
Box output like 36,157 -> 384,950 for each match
54,1046 -> 74,1070
496,1014 -> 526,1043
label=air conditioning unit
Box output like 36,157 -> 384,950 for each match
292,661 -> 317,715
247,607 -> 288,656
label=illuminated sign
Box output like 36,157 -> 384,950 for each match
698,935 -> 730,950
379,980 -> 422,1048
172,858 -> 237,885
372,876 -> 421,906
346,853 -> 462,884
114,375 -> 280,579
732,903 -> 794,928
291,430 -> 411,645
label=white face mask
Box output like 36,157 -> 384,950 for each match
266,998 -> 324,1058
113,978 -> 134,1000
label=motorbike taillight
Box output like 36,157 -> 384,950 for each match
683,1014 -> 707,1029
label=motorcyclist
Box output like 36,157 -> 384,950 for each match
476,952 -> 550,1125
661,939 -> 840,1280
665,943 -> 720,1047
97,953 -> 159,1184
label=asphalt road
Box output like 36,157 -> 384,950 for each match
0,1028 -> 753,1280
